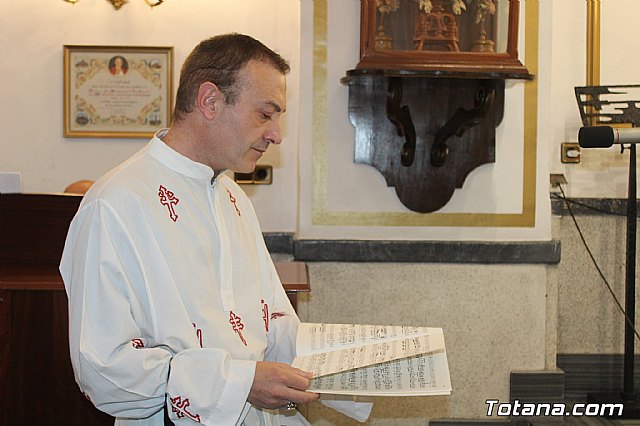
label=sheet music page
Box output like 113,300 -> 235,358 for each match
295,323 -> 443,356
292,324 -> 445,378
308,351 -> 451,396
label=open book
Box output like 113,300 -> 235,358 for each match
291,323 -> 451,396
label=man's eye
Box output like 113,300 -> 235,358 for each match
260,112 -> 273,120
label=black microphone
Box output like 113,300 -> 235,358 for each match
578,126 -> 640,148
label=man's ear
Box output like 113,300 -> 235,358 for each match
197,82 -> 219,119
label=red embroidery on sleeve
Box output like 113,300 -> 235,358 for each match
262,299 -> 269,332
270,312 -> 286,320
170,396 -> 201,423
192,323 -> 203,348
158,185 -> 180,222
229,311 -> 247,346
227,190 -> 241,216
131,338 -> 144,349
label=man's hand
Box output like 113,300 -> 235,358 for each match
248,361 -> 320,410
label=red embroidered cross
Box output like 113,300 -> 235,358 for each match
227,190 -> 241,216
229,311 -> 247,346
271,312 -> 286,320
192,323 -> 203,348
262,299 -> 269,332
170,396 -> 201,423
158,185 -> 180,222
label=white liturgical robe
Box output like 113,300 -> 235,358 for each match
60,132 -> 303,425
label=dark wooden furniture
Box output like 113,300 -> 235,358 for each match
276,261 -> 310,312
0,193 -> 308,425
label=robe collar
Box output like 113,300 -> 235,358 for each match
147,129 -> 218,181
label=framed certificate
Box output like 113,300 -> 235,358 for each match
63,45 -> 173,138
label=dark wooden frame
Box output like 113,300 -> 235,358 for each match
356,0 -> 530,78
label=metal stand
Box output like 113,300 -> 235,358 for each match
588,144 -> 639,418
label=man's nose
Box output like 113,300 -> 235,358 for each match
265,122 -> 282,145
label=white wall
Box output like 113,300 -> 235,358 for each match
0,0 -> 300,232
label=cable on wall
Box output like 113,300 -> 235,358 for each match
556,184 -> 640,343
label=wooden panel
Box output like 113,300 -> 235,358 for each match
0,290 -> 113,425
0,289 -> 10,426
0,193 -> 82,265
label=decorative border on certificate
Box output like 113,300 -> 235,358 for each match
63,45 -> 173,138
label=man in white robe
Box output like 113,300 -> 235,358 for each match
60,33 -> 352,426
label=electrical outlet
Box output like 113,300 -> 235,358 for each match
561,142 -> 580,163
234,165 -> 273,184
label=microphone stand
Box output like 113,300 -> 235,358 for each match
588,143 -> 638,417
623,144 -> 636,403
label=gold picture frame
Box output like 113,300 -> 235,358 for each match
63,45 -> 173,138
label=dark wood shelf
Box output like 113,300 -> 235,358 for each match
343,66 -> 534,82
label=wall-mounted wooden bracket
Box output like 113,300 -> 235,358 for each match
386,77 -> 417,167
343,70 -> 506,213
430,80 -> 497,167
